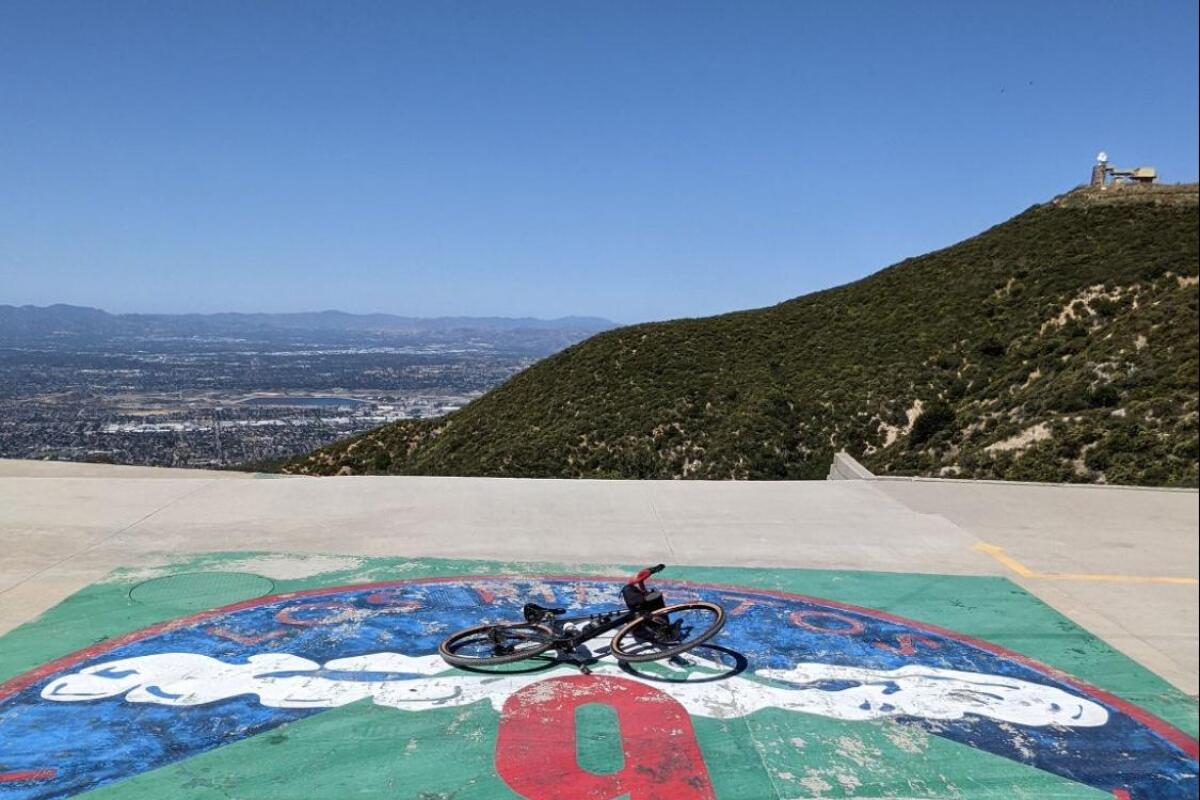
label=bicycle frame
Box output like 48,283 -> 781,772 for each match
441,565 -> 725,671
511,606 -> 646,652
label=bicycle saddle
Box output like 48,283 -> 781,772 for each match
522,602 -> 566,622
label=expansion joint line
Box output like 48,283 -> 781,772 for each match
0,478 -> 220,598
643,486 -> 677,558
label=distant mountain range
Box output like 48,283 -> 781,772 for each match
0,305 -> 615,340
279,183 -> 1199,487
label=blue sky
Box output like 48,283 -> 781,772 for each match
1,1 -> 1196,323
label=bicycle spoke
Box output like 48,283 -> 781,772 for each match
440,623 -> 555,668
611,603 -> 726,663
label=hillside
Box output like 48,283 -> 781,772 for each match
279,184 -> 1200,486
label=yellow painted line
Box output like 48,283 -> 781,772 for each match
972,542 -> 1198,585
971,542 -> 1037,577
1044,572 -> 1199,585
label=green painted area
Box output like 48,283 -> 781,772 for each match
1,552 -> 1195,799
576,703 -> 624,776
80,700 -> 524,800
701,709 -> 1106,798
127,571 -> 275,613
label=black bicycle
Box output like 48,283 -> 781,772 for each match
439,564 -> 726,669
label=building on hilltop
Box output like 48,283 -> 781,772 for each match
1090,152 -> 1157,188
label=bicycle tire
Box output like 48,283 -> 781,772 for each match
439,622 -> 555,667
609,601 -> 726,663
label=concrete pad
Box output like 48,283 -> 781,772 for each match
0,477 -> 225,598
0,459 -> 258,479
872,478 -> 1200,696
643,480 -> 988,573
873,478 -> 1199,578
1013,577 -> 1200,696
0,477 -> 219,529
0,460 -> 1195,706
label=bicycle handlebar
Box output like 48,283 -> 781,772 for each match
628,564 -> 666,585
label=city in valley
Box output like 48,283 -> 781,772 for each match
0,305 -> 611,469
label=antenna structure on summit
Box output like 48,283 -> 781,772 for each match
1090,152 -> 1157,188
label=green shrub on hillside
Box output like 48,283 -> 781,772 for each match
277,186 -> 1200,487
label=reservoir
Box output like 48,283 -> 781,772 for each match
241,396 -> 369,407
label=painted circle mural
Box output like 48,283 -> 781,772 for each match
0,576 -> 1195,799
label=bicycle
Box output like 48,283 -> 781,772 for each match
438,564 -> 726,671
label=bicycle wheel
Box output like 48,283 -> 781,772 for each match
439,622 -> 555,667
609,602 -> 726,663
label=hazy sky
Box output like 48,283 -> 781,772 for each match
2,1 -> 1197,323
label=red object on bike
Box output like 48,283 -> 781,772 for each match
628,563 -> 666,588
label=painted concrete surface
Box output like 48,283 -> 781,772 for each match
871,479 -> 1199,697
0,556 -> 1196,799
0,460 -> 1196,697
0,460 -> 256,480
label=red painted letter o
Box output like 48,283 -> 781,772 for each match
495,675 -> 715,800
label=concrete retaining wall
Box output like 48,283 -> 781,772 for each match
827,451 -> 875,480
